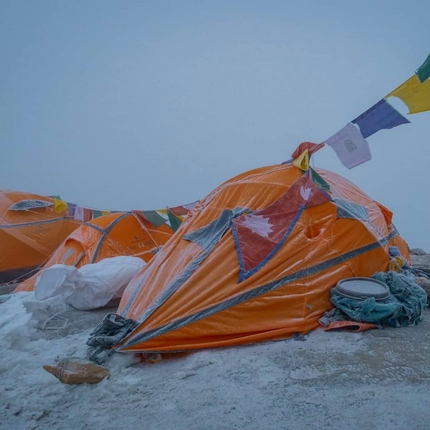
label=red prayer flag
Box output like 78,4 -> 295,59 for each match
232,172 -> 329,281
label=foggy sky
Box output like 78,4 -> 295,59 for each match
1,0 -> 429,250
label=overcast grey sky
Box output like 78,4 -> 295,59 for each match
1,0 -> 429,250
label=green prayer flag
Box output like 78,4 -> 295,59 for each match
310,168 -> 330,192
142,210 -> 167,228
167,209 -> 182,232
417,53 -> 430,83
92,210 -> 103,219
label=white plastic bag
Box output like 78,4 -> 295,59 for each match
34,256 -> 145,310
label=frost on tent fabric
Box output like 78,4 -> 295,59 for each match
108,160 -> 409,355
33,257 -> 146,311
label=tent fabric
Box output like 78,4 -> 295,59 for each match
330,271 -> 427,327
112,163 -> 409,354
318,308 -> 379,332
15,212 -> 175,292
290,142 -> 325,159
34,257 -> 146,310
0,190 -> 81,283
232,170 -> 330,281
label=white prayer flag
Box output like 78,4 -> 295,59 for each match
324,123 -> 372,169
74,206 -> 84,222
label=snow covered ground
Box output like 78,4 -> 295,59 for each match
1,291 -> 430,430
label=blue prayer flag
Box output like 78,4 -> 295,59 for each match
352,99 -> 410,139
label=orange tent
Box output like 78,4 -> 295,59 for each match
0,190 -> 81,283
16,211 -> 175,292
113,162 -> 409,354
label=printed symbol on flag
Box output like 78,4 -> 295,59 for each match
241,214 -> 273,238
324,124 -> 371,169
344,139 -> 358,153
300,186 -> 311,201
232,171 -> 331,282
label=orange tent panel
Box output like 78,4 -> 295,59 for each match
0,190 -> 80,283
114,164 -> 409,353
16,212 -> 175,292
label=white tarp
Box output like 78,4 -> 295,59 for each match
34,256 -> 145,310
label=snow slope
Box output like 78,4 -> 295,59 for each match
1,292 -> 430,430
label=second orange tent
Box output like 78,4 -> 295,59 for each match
16,211 -> 174,292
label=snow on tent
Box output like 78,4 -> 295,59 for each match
15,210 -> 179,293
107,161 -> 409,355
0,190 -> 81,284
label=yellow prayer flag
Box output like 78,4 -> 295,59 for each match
101,210 -> 110,216
386,74 -> 430,114
54,198 -> 68,214
389,256 -> 405,273
292,149 -> 310,171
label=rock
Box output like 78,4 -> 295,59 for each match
43,357 -> 109,384
417,277 -> 430,299
411,253 -> 430,277
410,248 -> 428,256
139,353 -> 162,363
0,283 -> 18,295
410,250 -> 430,299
